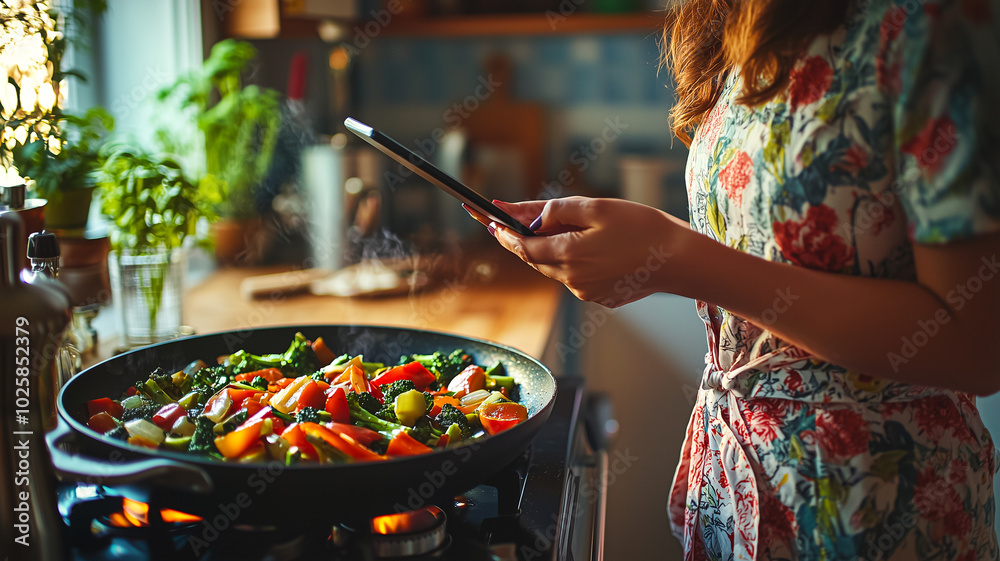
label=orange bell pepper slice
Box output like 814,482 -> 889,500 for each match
214,418 -> 266,459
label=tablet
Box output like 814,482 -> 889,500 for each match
344,117 -> 535,237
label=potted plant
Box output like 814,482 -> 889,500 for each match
157,39 -> 281,264
11,107 -> 114,229
1,0 -> 110,229
98,147 -> 221,347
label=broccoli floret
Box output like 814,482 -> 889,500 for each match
484,360 -> 505,377
189,365 -> 230,395
423,392 -> 434,412
408,417 -> 441,446
401,350 -> 473,387
188,416 -> 217,454
104,426 -> 128,441
435,404 -> 474,439
228,332 -> 321,378
296,407 -> 322,424
249,376 -> 269,391
356,392 -> 382,415
147,367 -> 190,401
345,392 -> 403,439
375,405 -> 399,424
120,403 -> 161,423
381,380 -> 417,405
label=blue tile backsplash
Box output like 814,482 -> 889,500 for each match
357,33 -> 670,108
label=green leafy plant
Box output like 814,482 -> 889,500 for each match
99,147 -> 223,336
11,106 -> 114,198
157,39 -> 281,220
99,148 -> 222,252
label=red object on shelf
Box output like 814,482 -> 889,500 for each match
288,51 -> 307,101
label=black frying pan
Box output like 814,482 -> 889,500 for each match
49,325 -> 556,523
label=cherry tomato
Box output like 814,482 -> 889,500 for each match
477,402 -> 528,435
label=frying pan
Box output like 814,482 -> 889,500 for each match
49,325 -> 556,523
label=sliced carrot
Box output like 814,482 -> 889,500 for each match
386,431 -> 433,456
430,395 -> 460,417
311,337 -> 337,367
300,423 -> 385,462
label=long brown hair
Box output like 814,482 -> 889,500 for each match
663,0 -> 851,146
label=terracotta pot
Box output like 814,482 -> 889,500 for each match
211,217 -> 265,266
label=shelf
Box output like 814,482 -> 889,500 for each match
379,12 -> 665,37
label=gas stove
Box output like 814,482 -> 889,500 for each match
54,376 -> 610,561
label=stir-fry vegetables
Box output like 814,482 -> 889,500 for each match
85,333 -> 529,464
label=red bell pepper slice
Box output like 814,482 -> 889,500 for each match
226,387 -> 262,409
324,387 -> 350,423
88,412 -> 119,433
435,433 -> 450,448
151,403 -> 187,431
294,380 -> 325,412
300,423 -> 385,462
234,368 -> 283,383
386,431 -> 433,456
243,406 -> 286,435
478,402 -> 528,435
325,422 -> 382,446
88,397 -> 124,420
371,362 -> 436,391
447,365 -> 486,399
311,337 -> 337,367
214,418 -> 265,459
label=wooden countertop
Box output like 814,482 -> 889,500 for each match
182,250 -> 563,359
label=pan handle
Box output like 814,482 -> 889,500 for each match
46,416 -> 213,493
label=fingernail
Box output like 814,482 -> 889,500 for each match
529,214 -> 543,232
487,222 -> 497,237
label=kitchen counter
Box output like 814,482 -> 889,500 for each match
180,249 -> 563,359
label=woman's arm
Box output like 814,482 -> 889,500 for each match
486,198 -> 1000,395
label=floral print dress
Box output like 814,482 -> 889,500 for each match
668,0 -> 1000,560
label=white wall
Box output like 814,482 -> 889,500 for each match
568,294 -> 706,561
93,0 -> 203,153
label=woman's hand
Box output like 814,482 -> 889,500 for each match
471,197 -> 693,307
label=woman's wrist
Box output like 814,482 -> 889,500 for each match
653,209 -> 709,298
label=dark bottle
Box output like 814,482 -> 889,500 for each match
0,212 -> 71,560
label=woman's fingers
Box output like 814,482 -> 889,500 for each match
492,200 -> 547,224
495,197 -> 599,234
492,222 -> 571,266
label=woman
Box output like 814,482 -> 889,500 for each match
469,0 -> 1000,558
